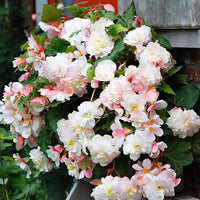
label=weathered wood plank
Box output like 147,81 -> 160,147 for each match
133,0 -> 200,29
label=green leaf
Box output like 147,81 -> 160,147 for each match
158,80 -> 175,95
162,125 -> 174,136
121,121 -> 135,131
65,2 -> 91,18
192,137 -> 200,153
115,63 -> 126,77
22,70 -> 38,86
94,40 -> 125,66
97,10 -> 119,21
45,37 -> 70,56
86,66 -> 95,79
9,174 -> 26,188
66,46 -> 77,53
117,1 -> 136,28
47,106 -> 67,133
167,66 -> 183,78
0,128 -> 13,140
2,156 -> 14,163
18,94 -> 32,111
155,35 -> 172,49
170,74 -> 188,85
0,168 -> 8,178
38,127 -> 51,157
39,166 -> 73,200
156,109 -> 167,123
85,11 -> 98,21
20,41 -> 29,51
174,84 -> 200,109
106,24 -> 128,38
164,137 -> 193,176
41,4 -> 63,23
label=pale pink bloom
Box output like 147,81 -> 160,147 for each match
30,96 -> 48,114
100,76 -> 132,110
130,111 -> 149,128
26,35 -> 45,70
103,4 -> 115,12
142,114 -> 164,141
111,118 -> 125,148
62,157 -> 80,179
150,141 -> 167,158
39,21 -> 60,39
121,92 -> 146,116
13,153 -> 31,178
94,60 -> 116,82
91,176 -> 120,200
123,130 -> 152,161
40,83 -> 74,102
21,84 -> 33,96
78,156 -> 95,179
142,171 -> 176,200
117,177 -> 142,200
125,64 -> 162,94
87,134 -> 120,166
46,145 -> 61,167
91,79 -> 100,88
13,114 -> 45,139
12,57 -> 26,68
139,42 -> 172,72
167,107 -> 200,138
19,72 -> 28,82
57,119 -> 82,156
39,53 -> 72,83
29,147 -> 54,172
123,25 -> 152,48
145,88 -> 159,103
31,13 -> 39,21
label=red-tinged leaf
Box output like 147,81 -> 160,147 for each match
89,179 -> 101,185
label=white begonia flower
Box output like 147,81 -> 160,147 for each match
123,130 -> 152,161
166,107 -> 200,138
29,147 -> 53,172
123,25 -> 152,48
62,157 -> 80,179
86,30 -> 114,58
60,17 -> 91,43
94,60 -> 117,82
77,101 -> 104,129
90,17 -> 114,31
46,146 -> 60,167
87,134 -> 120,166
91,176 -> 120,200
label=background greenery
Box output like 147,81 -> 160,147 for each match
0,1 -> 48,199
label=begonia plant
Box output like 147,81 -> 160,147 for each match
1,1 -> 200,200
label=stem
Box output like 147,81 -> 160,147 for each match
90,88 -> 96,102
0,138 -> 6,199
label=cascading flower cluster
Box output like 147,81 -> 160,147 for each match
0,2 -> 200,200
